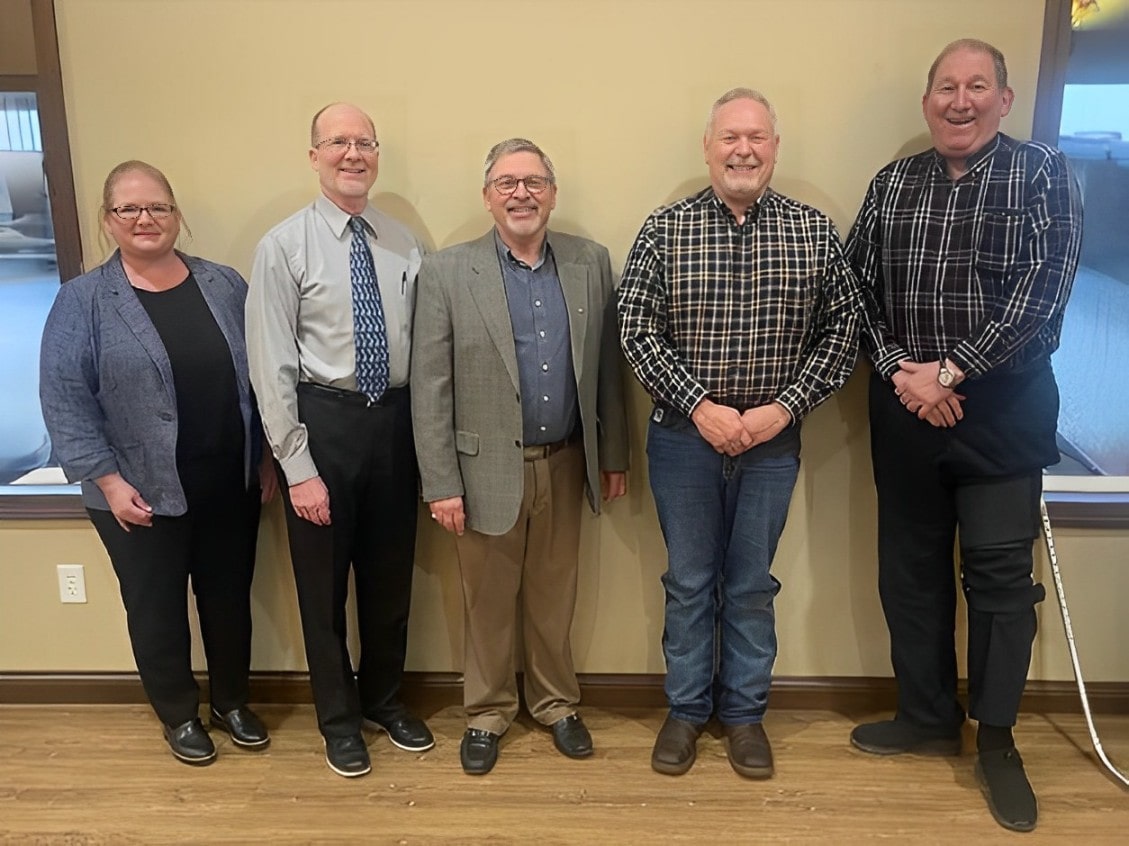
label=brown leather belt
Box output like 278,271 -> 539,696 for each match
522,432 -> 580,461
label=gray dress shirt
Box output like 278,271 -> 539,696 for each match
246,194 -> 424,484
495,233 -> 578,445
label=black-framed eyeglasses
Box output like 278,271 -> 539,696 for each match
490,175 -> 554,195
315,137 -> 380,155
109,204 -> 176,221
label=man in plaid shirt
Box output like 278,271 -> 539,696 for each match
619,88 -> 861,780
845,39 -> 1082,833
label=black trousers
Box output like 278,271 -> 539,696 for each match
869,370 -> 1049,730
90,458 -> 260,727
281,384 -> 419,739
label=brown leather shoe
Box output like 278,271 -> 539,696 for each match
724,722 -> 774,778
651,714 -> 704,775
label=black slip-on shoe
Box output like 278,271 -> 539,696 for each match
210,706 -> 270,750
975,747 -> 1038,832
163,717 -> 216,766
850,718 -> 962,756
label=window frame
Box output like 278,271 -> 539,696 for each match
1034,0 -> 1129,528
0,0 -> 85,520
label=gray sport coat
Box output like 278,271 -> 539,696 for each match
411,229 -> 629,535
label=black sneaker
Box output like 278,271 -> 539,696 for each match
975,747 -> 1038,832
850,718 -> 962,756
163,717 -> 216,766
324,734 -> 371,778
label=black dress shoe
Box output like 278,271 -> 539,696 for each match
551,713 -> 593,759
363,710 -> 435,752
460,728 -> 499,775
163,717 -> 216,766
210,706 -> 270,750
324,734 -> 371,778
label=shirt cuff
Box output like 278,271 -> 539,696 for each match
278,450 -> 318,487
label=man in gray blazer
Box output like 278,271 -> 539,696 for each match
411,138 -> 629,775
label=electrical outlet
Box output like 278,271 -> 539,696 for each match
57,564 -> 87,604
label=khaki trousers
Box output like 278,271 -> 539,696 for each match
454,441 -> 585,735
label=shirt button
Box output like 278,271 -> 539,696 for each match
543,395 -> 549,402
541,363 -> 549,371
534,299 -> 542,307
578,307 -> 584,314
539,330 -> 546,338
539,425 -> 547,432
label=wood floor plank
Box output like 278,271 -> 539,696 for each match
1,705 -> 1127,844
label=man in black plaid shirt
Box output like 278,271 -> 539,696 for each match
618,88 -> 860,780
845,39 -> 1082,833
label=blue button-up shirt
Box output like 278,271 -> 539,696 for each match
495,232 -> 578,445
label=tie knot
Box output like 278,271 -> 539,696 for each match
350,216 -> 367,236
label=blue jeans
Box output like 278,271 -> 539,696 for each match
647,416 -> 799,725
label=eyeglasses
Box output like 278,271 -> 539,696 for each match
315,137 -> 380,155
109,204 -> 176,221
490,175 -> 554,195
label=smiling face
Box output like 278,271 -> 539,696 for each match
923,46 -> 1013,177
102,169 -> 181,263
309,103 -> 379,214
482,150 -> 557,252
704,97 -> 779,217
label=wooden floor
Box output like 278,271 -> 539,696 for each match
2,704 -> 1128,844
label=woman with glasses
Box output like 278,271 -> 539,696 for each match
39,160 -> 276,766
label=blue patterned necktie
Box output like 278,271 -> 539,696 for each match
348,216 -> 390,401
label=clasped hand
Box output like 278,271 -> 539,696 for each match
891,360 -> 964,428
691,399 -> 791,456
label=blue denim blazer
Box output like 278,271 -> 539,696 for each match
39,251 -> 259,515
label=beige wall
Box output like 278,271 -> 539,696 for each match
2,0 -> 1126,685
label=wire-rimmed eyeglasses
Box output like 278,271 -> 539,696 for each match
315,137 -> 380,155
109,204 -> 176,221
489,175 -> 554,195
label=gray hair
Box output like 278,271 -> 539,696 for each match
706,88 -> 779,136
482,138 -> 556,186
926,38 -> 1008,93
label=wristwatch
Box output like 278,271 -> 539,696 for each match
937,359 -> 956,389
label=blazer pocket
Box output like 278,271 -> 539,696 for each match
455,430 -> 480,456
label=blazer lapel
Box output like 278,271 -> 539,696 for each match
190,258 -> 252,413
548,232 -> 590,383
101,254 -> 176,401
466,232 -> 521,391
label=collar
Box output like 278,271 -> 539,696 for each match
493,228 -> 551,270
315,193 -> 380,240
706,186 -> 768,225
931,133 -> 1002,179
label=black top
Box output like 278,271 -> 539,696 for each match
134,273 -> 244,472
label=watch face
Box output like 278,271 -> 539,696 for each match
938,368 -> 955,388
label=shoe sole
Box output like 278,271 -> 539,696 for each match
209,716 -> 271,750
555,746 -> 594,760
651,753 -> 696,776
167,745 -> 216,766
850,735 -> 962,757
974,760 -> 1038,832
323,740 -> 372,778
362,718 -> 435,752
